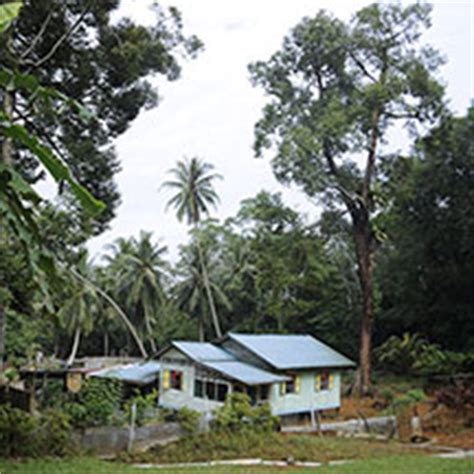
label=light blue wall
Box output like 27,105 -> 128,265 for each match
269,371 -> 340,416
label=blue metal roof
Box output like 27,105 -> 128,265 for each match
173,341 -> 235,362
203,360 -> 291,386
227,333 -> 355,370
92,361 -> 161,385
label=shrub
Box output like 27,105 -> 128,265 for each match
414,350 -> 474,376
390,389 -> 426,413
213,392 -> 279,432
124,389 -> 160,427
64,377 -> 123,428
176,407 -> 201,435
0,405 -> 77,458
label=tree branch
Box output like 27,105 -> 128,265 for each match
26,3 -> 92,71
20,9 -> 54,60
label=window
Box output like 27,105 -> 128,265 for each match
315,370 -> 333,391
206,381 -> 217,400
194,379 -> 203,398
217,383 -> 228,402
259,385 -> 269,401
170,370 -> 183,390
280,376 -> 300,395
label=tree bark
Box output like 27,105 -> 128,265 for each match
352,209 -> 375,396
103,331 -> 109,356
66,327 -> 81,366
195,234 -> 222,339
0,305 -> 5,370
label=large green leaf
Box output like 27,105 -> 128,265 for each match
0,116 -> 105,216
0,2 -> 22,33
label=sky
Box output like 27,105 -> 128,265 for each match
84,0 -> 472,262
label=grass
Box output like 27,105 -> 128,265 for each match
1,455 -> 473,473
122,430 -> 430,464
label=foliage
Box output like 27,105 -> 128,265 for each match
374,333 -> 433,374
124,389 -> 159,427
378,108 -> 474,351
0,405 -> 76,458
413,350 -> 474,376
176,407 -> 201,435
389,389 -> 426,413
63,378 -> 123,428
213,392 -> 279,433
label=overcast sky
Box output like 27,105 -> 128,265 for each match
85,0 -> 472,262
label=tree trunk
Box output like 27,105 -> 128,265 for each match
0,304 -> 5,370
198,317 -> 205,342
352,210 -> 375,396
66,327 -> 81,366
103,331 -> 109,356
69,267 -> 148,358
195,235 -> 222,339
145,315 -> 157,354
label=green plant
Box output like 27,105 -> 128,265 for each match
414,349 -> 474,376
63,378 -> 123,428
390,389 -> 426,413
176,407 -> 201,435
213,392 -> 279,432
0,405 -> 77,458
375,333 -> 433,374
124,389 -> 159,427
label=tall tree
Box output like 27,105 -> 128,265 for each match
378,107 -> 474,351
1,0 -> 202,232
249,3 -> 444,394
163,157 -> 223,339
106,231 -> 168,353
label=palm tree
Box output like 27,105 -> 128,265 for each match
106,232 -> 168,353
58,252 -> 98,366
163,157 -> 224,338
175,240 -> 230,341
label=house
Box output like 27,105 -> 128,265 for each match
91,361 -> 161,397
156,333 -> 355,420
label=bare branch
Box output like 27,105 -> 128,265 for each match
26,3 -> 92,71
20,9 -> 55,60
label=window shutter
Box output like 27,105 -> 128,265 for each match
163,369 -> 170,390
280,382 -> 286,396
315,374 -> 321,391
295,376 -> 301,394
329,373 -> 334,390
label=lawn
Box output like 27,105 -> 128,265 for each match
0,455 -> 473,474
122,431 -> 432,464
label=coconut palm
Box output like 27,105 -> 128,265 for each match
175,240 -> 230,341
163,157 -> 223,338
58,251 -> 98,366
106,232 -> 168,353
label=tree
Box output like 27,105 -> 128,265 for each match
249,3 -> 444,394
1,0 -> 202,233
57,251 -> 98,365
175,231 -> 230,341
378,107 -> 474,351
106,231 -> 169,353
163,157 -> 224,338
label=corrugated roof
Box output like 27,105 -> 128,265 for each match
227,333 -> 355,370
202,360 -> 290,385
92,361 -> 161,385
173,341 -> 235,362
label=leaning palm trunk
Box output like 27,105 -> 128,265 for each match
144,313 -> 157,353
67,327 -> 81,366
0,304 -> 6,370
69,268 -> 148,358
196,237 -> 222,339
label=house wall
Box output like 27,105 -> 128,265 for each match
158,348 -> 228,413
269,371 -> 341,416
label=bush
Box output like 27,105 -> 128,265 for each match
124,389 -> 160,427
0,405 -> 77,458
414,350 -> 474,376
390,389 -> 426,413
213,392 -> 279,432
63,377 -> 123,428
434,380 -> 474,413
176,407 -> 201,435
